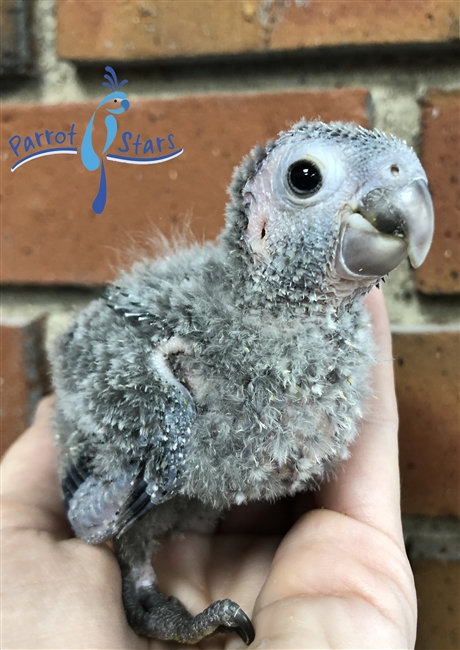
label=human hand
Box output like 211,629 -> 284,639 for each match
233,285 -> 417,648
1,287 -> 416,649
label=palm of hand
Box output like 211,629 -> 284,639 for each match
1,291 -> 416,650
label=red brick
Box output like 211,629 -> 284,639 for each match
56,1 -> 460,62
1,90 -> 369,285
416,89 -> 460,294
271,1 -> 460,50
413,558 -> 460,649
0,317 -> 49,456
393,329 -> 459,517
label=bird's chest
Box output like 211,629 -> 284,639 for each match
173,317 -> 371,507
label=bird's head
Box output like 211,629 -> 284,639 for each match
224,120 -> 434,307
97,91 -> 130,115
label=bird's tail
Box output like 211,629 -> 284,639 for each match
92,159 -> 107,214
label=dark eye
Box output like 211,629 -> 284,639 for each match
114,99 -> 118,103
288,160 -> 322,196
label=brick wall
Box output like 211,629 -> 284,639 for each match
1,1 -> 459,646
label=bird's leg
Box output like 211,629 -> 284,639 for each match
120,562 -> 254,644
113,499 -> 255,645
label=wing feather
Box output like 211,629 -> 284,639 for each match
60,377 -> 196,544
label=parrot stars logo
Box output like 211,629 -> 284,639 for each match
8,66 -> 183,214
81,66 -> 131,213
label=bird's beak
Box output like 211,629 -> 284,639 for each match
121,99 -> 130,111
335,179 -> 434,279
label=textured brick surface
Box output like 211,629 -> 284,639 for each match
416,89 -> 460,294
0,317 -> 49,456
57,0 -> 460,61
393,328 -> 459,517
0,0 -> 31,75
413,558 -> 460,649
1,90 -> 369,285
271,0 -> 460,50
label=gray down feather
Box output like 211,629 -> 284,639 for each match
49,118 -> 433,644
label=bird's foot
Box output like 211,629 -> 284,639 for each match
122,572 -> 254,645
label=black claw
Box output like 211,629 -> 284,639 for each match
233,608 -> 255,646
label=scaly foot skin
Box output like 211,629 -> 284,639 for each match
121,569 -> 255,645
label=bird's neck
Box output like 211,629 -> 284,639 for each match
219,248 -> 369,322
220,229 -> 372,318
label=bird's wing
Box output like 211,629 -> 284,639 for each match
103,114 -> 118,154
81,112 -> 100,171
59,346 -> 196,545
102,285 -> 160,325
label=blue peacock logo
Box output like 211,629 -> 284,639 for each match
8,66 -> 184,215
81,66 -> 130,214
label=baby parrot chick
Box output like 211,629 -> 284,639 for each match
51,120 -> 434,645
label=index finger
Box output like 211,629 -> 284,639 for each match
316,287 -> 403,546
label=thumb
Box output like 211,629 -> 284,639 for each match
1,396 -> 70,538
